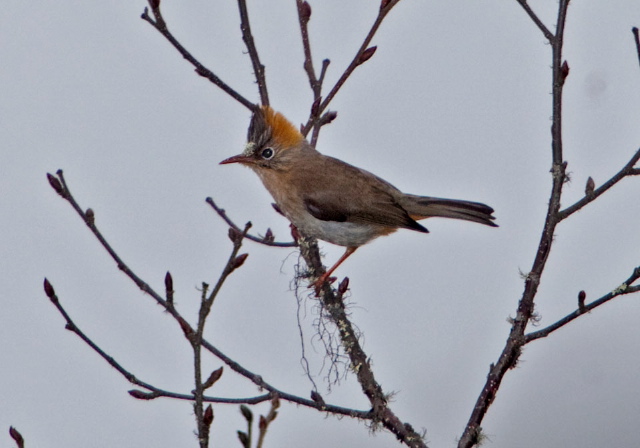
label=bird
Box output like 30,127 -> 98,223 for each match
221,106 -> 497,292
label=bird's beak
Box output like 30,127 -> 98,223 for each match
220,154 -> 253,165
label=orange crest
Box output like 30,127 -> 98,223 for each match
262,106 -> 304,148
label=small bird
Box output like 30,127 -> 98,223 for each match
221,106 -> 497,291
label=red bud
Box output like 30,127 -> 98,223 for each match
321,111 -> 338,125
164,271 -> 173,292
228,227 -> 242,243
203,405 -> 214,426
128,389 -> 156,400
300,1 -> 311,23
578,290 -> 586,312
338,277 -> 350,295
357,46 -> 377,66
9,427 -> 24,448
560,60 -> 570,82
240,404 -> 253,423
47,173 -> 65,197
259,415 -> 267,431
203,367 -> 224,389
263,228 -> 274,243
85,208 -> 95,225
177,317 -> 193,338
148,0 -> 160,9
237,431 -> 249,447
43,278 -> 56,300
311,390 -> 325,405
311,97 -> 321,116
585,176 -> 595,196
230,253 -> 249,270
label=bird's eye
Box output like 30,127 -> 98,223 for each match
261,147 -> 274,160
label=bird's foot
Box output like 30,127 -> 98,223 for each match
310,274 -> 337,296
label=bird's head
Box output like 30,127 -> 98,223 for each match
220,106 -> 305,171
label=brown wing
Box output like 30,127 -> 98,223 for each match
296,155 -> 428,233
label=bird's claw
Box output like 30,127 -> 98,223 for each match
310,274 -> 337,295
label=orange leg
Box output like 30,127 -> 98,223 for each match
312,247 -> 358,294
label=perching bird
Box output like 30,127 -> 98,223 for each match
221,106 -> 497,290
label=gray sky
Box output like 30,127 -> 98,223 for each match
2,1 -> 640,447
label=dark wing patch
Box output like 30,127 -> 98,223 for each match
304,197 -> 349,222
302,191 -> 428,233
296,154 -> 430,233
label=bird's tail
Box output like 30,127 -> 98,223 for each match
400,194 -> 498,227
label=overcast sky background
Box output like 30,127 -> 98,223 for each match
2,1 -> 640,447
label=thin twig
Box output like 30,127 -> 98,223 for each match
515,0 -> 555,41
140,4 -> 255,111
46,171 -> 372,420
300,0 -> 404,136
206,197 -> 297,247
237,0 -> 269,105
525,267 -> 640,342
296,0 -> 321,97
42,277 -> 372,416
558,148 -> 640,220
632,27 -> 640,68
193,223 -> 251,448
55,170 -> 167,308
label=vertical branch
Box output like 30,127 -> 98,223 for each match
296,0 -> 321,96
300,0 -> 403,137
297,237 -> 427,448
632,27 -> 640,69
237,0 -> 269,106
141,3 -> 256,111
191,224 -> 251,448
458,1 -> 571,446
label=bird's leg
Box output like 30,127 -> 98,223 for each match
312,246 -> 357,294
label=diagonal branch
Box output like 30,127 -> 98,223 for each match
515,0 -> 555,42
141,3 -> 255,111
296,0 -> 322,97
525,266 -> 640,343
206,197 -> 296,247
42,276 -> 372,416
632,27 -> 640,69
297,236 -> 427,448
45,171 -> 372,419
237,0 -> 269,105
557,148 -> 640,220
300,0 -> 404,137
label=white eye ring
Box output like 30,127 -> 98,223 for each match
261,147 -> 274,159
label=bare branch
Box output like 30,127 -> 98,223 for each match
9,427 -> 24,448
236,0 -> 269,105
558,148 -> 640,220
206,197 -> 297,247
43,277 -> 374,417
53,170 -> 167,308
46,172 -> 373,422
459,2 -> 571,446
300,0 -> 404,136
43,277 -> 176,396
140,4 -> 255,111
525,266 -> 640,342
633,27 -> 640,68
297,236 -> 427,448
296,0 -> 322,97
515,0 -> 555,42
